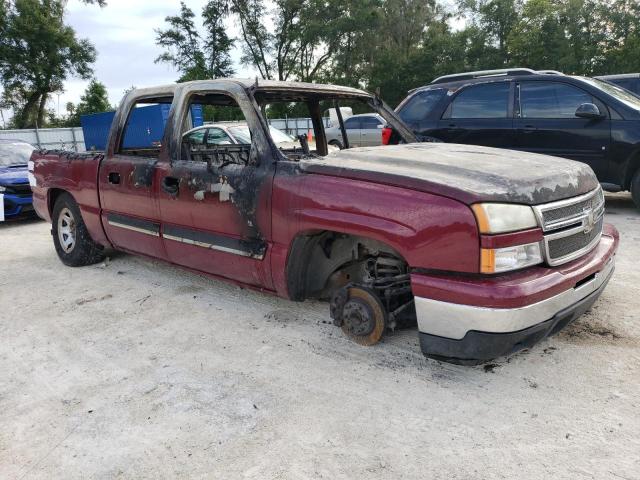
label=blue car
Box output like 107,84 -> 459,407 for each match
0,139 -> 36,221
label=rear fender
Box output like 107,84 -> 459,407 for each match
31,151 -> 111,248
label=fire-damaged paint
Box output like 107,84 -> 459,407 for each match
30,79 -> 618,364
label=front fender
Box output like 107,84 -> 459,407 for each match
270,172 -> 479,298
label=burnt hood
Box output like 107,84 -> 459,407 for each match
299,143 -> 600,205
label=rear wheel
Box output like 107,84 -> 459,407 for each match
329,140 -> 343,150
631,170 -> 640,210
52,193 -> 104,266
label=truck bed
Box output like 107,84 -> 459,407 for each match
30,150 -> 109,246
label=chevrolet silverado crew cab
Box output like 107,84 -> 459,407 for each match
30,79 -> 618,364
393,68 -> 640,210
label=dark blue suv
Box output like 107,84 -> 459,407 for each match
394,68 -> 640,209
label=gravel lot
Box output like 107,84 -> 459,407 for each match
1,192 -> 639,479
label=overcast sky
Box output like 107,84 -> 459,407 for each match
53,0 -> 255,115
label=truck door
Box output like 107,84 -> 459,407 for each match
155,87 -> 275,289
98,97 -> 172,259
515,81 -> 611,178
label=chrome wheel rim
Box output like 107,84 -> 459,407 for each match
57,207 -> 76,253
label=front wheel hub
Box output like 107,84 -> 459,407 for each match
332,286 -> 388,346
342,299 -> 376,337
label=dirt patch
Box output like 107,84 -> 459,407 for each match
483,363 -> 499,373
557,318 -> 627,345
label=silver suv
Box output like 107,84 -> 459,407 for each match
324,113 -> 386,149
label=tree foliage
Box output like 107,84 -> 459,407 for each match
155,1 -> 235,81
157,0 -> 640,109
6,0 -> 640,129
56,78 -> 111,126
0,0 -> 102,128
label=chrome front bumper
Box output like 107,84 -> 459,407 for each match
415,255 -> 615,340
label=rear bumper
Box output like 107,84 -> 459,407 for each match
412,225 -> 618,364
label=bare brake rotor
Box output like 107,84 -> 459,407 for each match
331,286 -> 387,346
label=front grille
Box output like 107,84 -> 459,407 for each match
533,187 -> 605,266
547,218 -> 603,259
540,188 -> 604,230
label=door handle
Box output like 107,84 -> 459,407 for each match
108,172 -> 120,184
162,176 -> 180,196
522,125 -> 538,134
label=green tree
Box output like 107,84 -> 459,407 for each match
155,1 -> 235,81
0,0 -> 103,128
506,0 -> 569,71
459,0 -> 521,65
598,0 -> 640,73
202,1 -> 235,78
215,0 -> 355,82
76,79 -> 111,115
62,78 -> 110,126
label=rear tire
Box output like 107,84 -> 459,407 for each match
632,170 -> 640,210
52,193 -> 104,267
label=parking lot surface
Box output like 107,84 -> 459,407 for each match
1,193 -> 639,479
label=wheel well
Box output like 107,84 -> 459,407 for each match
285,231 -> 408,301
48,188 -> 68,216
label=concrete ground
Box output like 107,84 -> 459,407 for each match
1,193 -> 639,480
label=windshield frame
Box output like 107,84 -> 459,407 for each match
249,88 -> 419,155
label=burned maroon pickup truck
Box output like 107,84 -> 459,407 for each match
30,79 -> 618,364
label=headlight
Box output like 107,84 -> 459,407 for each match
0,185 -> 6,192
472,203 -> 538,234
481,242 -> 543,273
